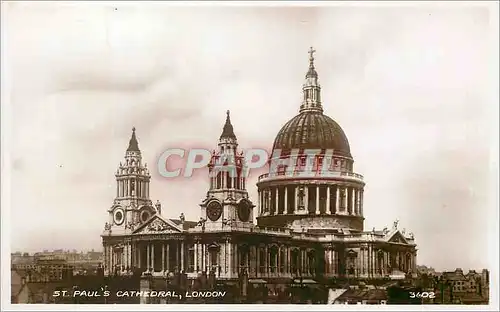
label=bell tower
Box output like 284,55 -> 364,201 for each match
104,128 -> 157,235
199,111 -> 255,231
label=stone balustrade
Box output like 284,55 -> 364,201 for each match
258,170 -> 364,182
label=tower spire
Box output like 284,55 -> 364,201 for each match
300,47 -> 323,114
220,110 -> 237,140
127,127 -> 140,152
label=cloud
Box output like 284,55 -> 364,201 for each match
4,3 -> 497,272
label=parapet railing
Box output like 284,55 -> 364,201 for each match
258,170 -> 364,182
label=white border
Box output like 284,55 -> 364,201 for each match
2,1 -> 499,311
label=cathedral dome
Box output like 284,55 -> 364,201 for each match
271,47 -> 351,158
272,111 -> 351,157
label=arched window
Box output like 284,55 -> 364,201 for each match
216,172 -> 222,189
226,172 -> 232,189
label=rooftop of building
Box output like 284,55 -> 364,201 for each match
335,288 -> 387,302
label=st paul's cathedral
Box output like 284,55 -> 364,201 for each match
101,48 -> 417,302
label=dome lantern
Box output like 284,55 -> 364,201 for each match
300,47 -> 323,114
271,48 -> 351,158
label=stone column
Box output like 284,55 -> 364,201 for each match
256,247 -> 261,277
284,187 -> 288,214
332,250 -> 336,275
295,186 -> 299,213
343,187 -> 348,213
370,248 -> 374,277
324,249 -> 330,274
355,189 -> 360,215
227,242 -> 231,275
275,187 -> 279,214
371,246 -> 375,278
301,249 -> 305,274
166,244 -> 170,272
105,245 -> 109,272
259,191 -> 262,215
277,247 -> 281,276
123,244 -> 126,269
138,244 -> 141,268
194,242 -> 198,272
151,243 -> 155,272
304,187 -> 309,212
364,246 -> 369,278
205,244 -> 209,272
413,252 -> 417,272
316,186 -> 320,214
176,243 -> 180,271
129,243 -> 133,268
326,186 -> 331,214
128,243 -> 131,268
181,241 -> 185,272
264,245 -> 269,275
146,244 -> 150,271
336,186 -> 340,213
360,190 -> 364,216
373,248 -> 377,277
352,188 -> 356,215
234,244 -> 238,274
367,248 -> 371,277
161,244 -> 165,272
287,247 -> 291,274
223,240 -> 228,274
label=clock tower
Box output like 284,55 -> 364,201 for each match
199,111 -> 255,231
105,127 -> 157,235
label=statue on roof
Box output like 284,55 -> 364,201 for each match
393,219 -> 399,230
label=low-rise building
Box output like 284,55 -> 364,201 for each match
333,286 -> 387,304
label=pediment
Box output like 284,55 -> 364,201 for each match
133,216 -> 182,234
387,231 -> 409,244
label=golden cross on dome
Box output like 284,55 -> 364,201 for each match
308,47 -> 316,62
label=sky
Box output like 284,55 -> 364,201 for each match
2,2 -> 498,271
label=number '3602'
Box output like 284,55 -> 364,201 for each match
409,292 -> 436,299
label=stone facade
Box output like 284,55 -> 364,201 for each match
101,49 -> 417,301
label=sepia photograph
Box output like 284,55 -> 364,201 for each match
1,1 -> 498,310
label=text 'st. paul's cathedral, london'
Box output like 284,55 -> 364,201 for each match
102,48 -> 417,302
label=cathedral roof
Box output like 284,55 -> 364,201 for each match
127,127 -> 140,152
272,112 -> 351,157
220,110 -> 237,140
271,48 -> 351,157
170,219 -> 198,231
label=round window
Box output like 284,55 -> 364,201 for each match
113,208 -> 124,225
140,210 -> 150,222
